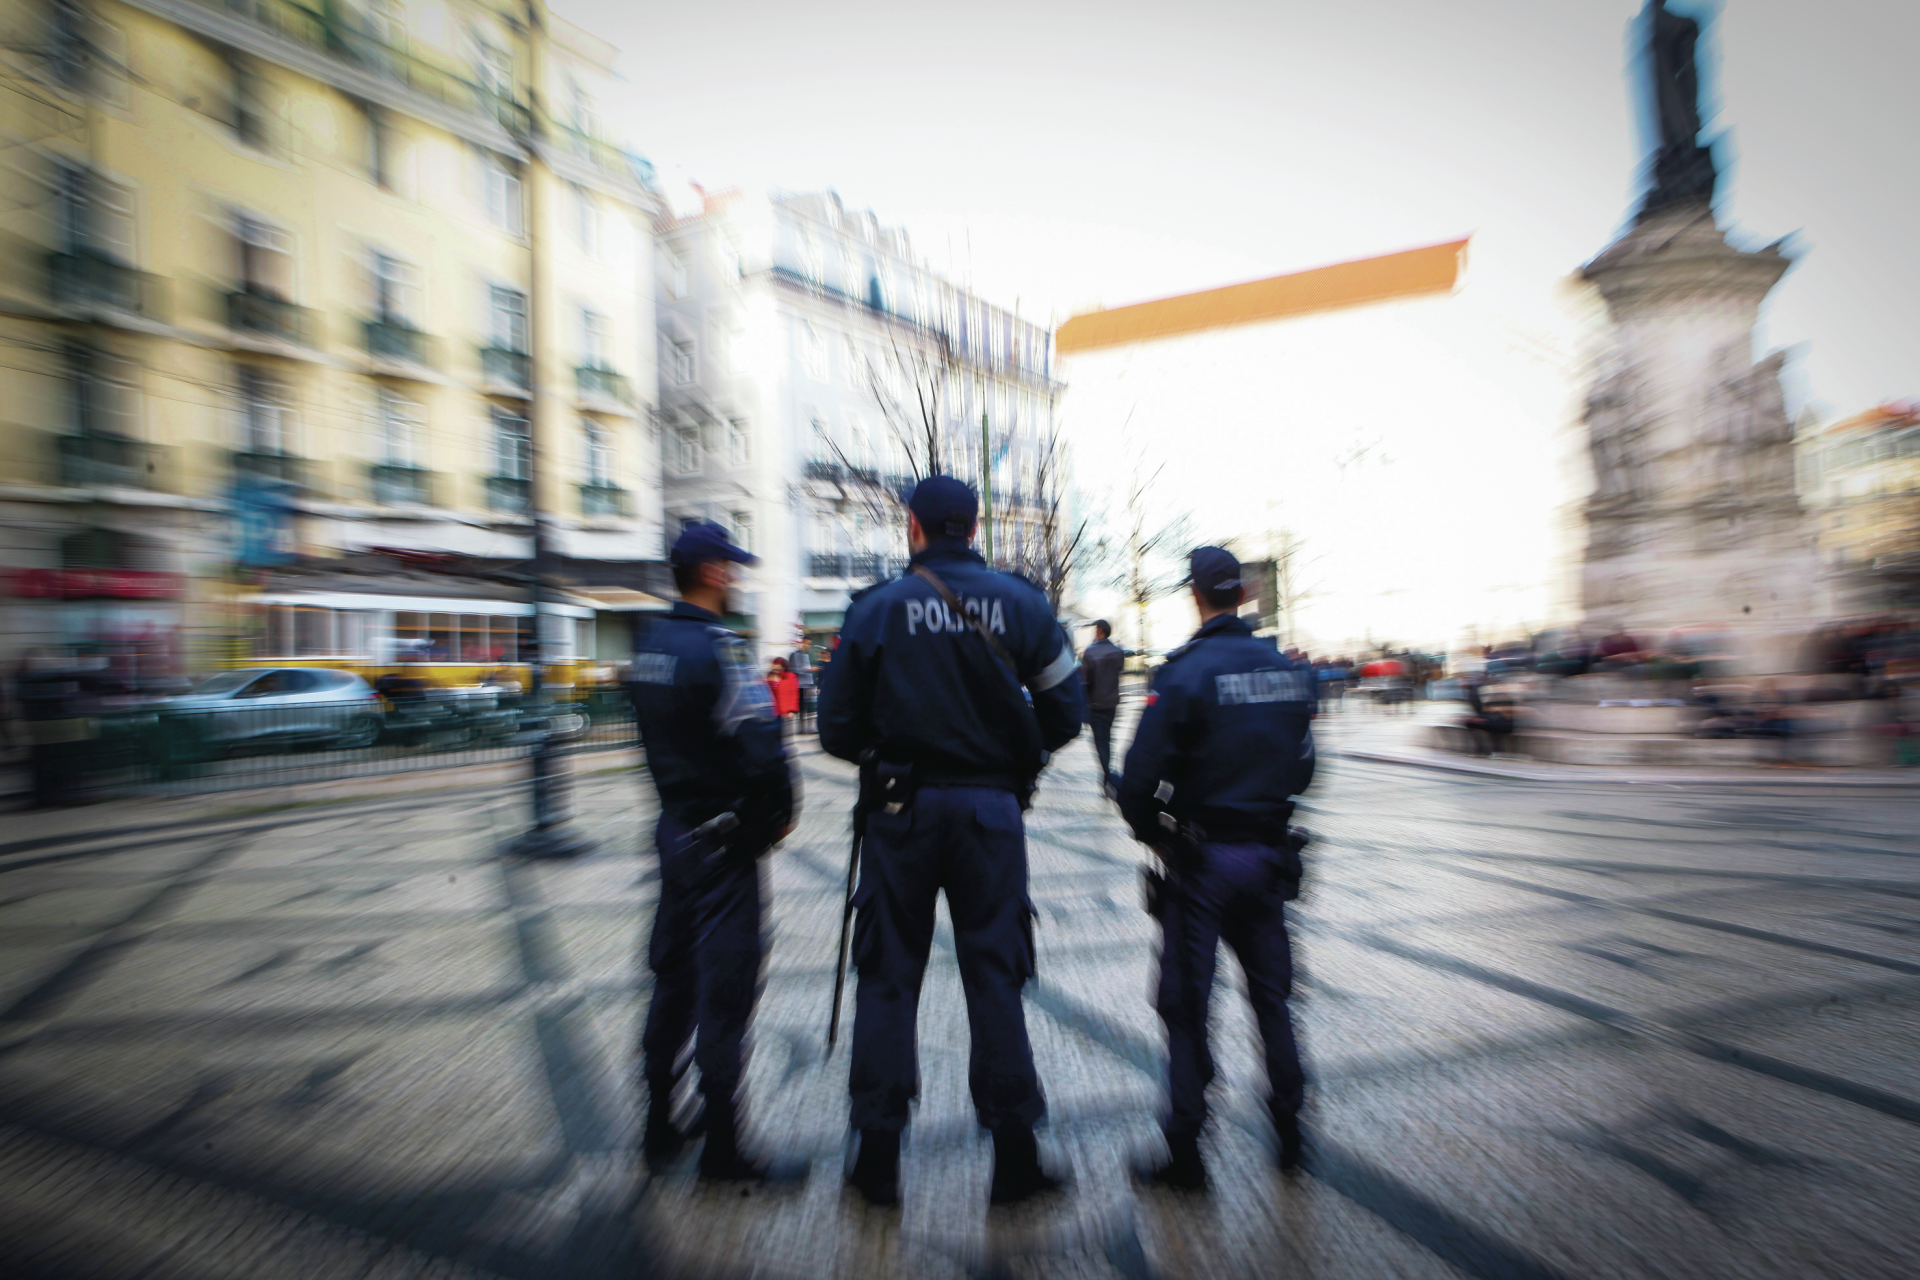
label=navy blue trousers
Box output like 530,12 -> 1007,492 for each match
1156,841 -> 1304,1139
641,811 -> 764,1109
849,785 -> 1044,1133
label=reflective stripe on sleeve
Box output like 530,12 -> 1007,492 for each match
1030,644 -> 1078,692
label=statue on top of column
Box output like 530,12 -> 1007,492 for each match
1641,1 -> 1717,216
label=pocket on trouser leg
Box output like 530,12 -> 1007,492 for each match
848,879 -> 878,972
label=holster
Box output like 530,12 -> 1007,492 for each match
857,757 -> 916,818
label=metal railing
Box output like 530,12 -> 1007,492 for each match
208,0 -> 531,136
29,691 -> 639,798
370,462 -> 431,505
48,251 -> 167,318
804,458 -> 844,482
227,289 -> 315,344
366,318 -> 430,364
480,346 -> 530,390
808,553 -> 849,577
234,450 -> 305,488
58,433 -> 160,488
575,365 -> 632,404
486,475 -> 530,513
580,483 -> 628,516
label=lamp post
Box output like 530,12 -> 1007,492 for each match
504,2 -> 592,860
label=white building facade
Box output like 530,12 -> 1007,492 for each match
657,191 -> 1063,656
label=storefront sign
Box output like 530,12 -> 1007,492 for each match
6,569 -> 185,599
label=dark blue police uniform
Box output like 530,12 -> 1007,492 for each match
631,526 -> 794,1175
817,477 -> 1084,1204
1118,554 -> 1314,1179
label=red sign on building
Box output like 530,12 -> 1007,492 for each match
5,569 -> 186,599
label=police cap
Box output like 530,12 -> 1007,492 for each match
1187,546 -> 1244,595
670,520 -> 757,568
908,475 -> 979,539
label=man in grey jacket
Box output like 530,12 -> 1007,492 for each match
1080,620 -> 1124,793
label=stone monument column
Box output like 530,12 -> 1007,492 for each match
1579,0 -> 1817,672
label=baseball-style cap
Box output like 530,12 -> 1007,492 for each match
670,520 -> 756,568
907,475 -> 978,539
1187,546 -> 1244,594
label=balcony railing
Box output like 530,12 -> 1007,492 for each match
58,433 -> 159,489
486,475 -> 530,514
233,451 -> 305,489
580,483 -> 628,517
849,552 -> 889,580
575,365 -> 631,404
366,319 -> 429,364
369,462 -> 431,506
808,553 -> 849,578
205,0 -> 530,136
227,290 -> 314,345
48,251 -> 166,319
480,346 -> 530,391
803,458 -> 844,483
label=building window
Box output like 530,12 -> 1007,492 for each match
672,425 -> 700,474
238,366 -> 294,454
474,39 -> 512,102
489,285 -> 527,352
47,0 -> 87,89
481,151 -> 524,236
668,251 -> 690,298
584,418 -> 613,485
671,340 -> 695,383
371,251 -> 416,324
55,161 -> 134,262
572,183 -> 599,258
583,310 -> 609,367
376,386 -> 421,465
235,214 -> 292,298
803,323 -> 826,379
63,344 -> 137,438
731,511 -> 753,555
494,407 -> 531,480
227,52 -> 270,149
728,419 -> 750,466
364,103 -> 391,187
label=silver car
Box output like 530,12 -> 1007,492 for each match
164,667 -> 383,753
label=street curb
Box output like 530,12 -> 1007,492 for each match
1336,747 -> 1920,789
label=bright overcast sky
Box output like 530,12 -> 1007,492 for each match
561,0 -> 1916,418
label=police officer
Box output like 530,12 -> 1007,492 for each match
817,476 -> 1085,1207
631,522 -> 797,1179
1117,547 -> 1315,1189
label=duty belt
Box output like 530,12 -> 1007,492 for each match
918,773 -> 1023,793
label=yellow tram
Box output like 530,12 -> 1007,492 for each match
232,589 -> 606,696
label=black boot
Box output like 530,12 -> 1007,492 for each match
642,1090 -> 685,1172
1132,1132 -> 1207,1191
989,1126 -> 1064,1205
697,1105 -> 769,1182
1274,1111 -> 1304,1174
846,1128 -> 900,1206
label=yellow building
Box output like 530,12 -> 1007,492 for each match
0,0 -> 661,672
1804,403 -> 1920,614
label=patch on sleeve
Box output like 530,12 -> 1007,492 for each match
711,632 -> 775,735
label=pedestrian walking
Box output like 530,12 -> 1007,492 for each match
630,521 -> 798,1180
789,634 -> 816,732
1080,620 -> 1124,792
1117,546 -> 1317,1189
817,475 -> 1085,1208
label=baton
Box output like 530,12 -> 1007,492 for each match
826,811 -> 863,1051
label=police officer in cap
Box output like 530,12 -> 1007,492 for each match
1117,546 -> 1315,1188
631,521 -> 797,1179
817,475 -> 1085,1207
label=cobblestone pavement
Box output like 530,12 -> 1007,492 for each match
2,710 -> 1918,1278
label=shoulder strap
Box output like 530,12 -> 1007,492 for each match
914,565 -> 1018,674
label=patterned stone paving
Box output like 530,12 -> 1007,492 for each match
2,710 -> 1918,1278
